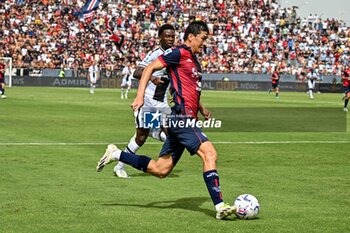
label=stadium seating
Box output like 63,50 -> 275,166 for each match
0,0 -> 348,76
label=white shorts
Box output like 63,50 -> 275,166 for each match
89,76 -> 98,84
308,79 -> 316,89
121,77 -> 131,87
134,97 -> 171,128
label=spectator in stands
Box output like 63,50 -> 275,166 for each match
0,0 -> 349,78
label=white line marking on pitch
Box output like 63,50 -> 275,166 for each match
0,141 -> 349,146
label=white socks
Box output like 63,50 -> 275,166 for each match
115,130 -> 166,171
309,90 -> 314,98
111,149 -> 121,161
116,138 -> 140,169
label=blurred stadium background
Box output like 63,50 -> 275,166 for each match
0,0 -> 349,92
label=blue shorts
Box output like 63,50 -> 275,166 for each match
343,86 -> 350,93
272,83 -> 278,89
0,78 -> 5,84
159,117 -> 208,165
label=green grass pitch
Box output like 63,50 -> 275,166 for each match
1,87 -> 349,233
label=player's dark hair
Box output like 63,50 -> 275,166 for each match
184,20 -> 209,40
158,24 -> 175,37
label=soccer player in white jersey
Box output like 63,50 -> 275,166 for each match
121,62 -> 132,99
306,67 -> 319,99
114,24 -> 176,178
88,61 -> 99,94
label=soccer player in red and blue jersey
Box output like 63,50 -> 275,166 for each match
341,65 -> 350,112
96,21 -> 236,219
0,62 -> 6,99
268,69 -> 280,98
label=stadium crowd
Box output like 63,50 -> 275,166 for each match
0,0 -> 349,76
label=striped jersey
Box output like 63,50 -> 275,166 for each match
139,47 -> 171,102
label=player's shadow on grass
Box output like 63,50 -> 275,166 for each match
104,197 -> 224,219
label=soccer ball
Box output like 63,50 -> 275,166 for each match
234,194 -> 260,220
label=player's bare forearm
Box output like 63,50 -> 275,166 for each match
199,102 -> 211,120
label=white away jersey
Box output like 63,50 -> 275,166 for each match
306,70 -> 319,80
139,47 -> 172,102
89,65 -> 99,82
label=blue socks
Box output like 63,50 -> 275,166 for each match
203,170 -> 223,206
119,151 -> 151,172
